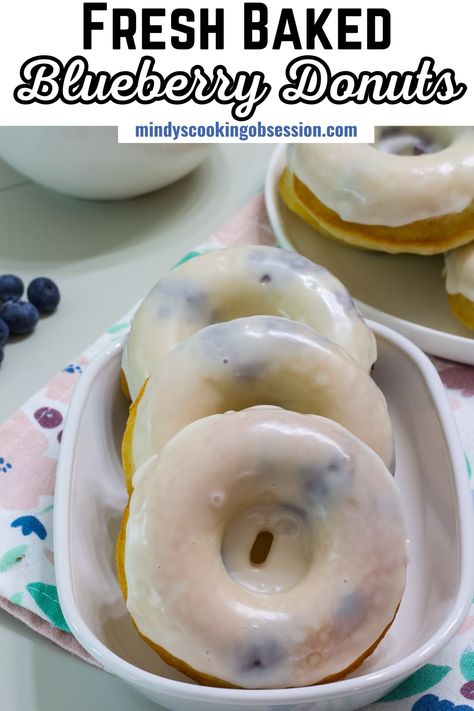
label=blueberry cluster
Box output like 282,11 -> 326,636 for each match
0,274 -> 60,365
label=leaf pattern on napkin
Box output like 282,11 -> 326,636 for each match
0,545 -> 28,572
411,694 -> 473,710
11,515 -> 47,540
26,582 -> 70,632
382,665 -> 452,701
460,647 -> 474,681
9,591 -> 23,605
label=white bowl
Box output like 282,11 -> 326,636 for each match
0,127 -> 210,200
54,323 -> 473,711
265,144 -> 474,365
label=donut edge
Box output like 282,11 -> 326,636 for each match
121,377 -> 149,494
280,168 -> 474,255
116,502 -> 401,689
120,368 -> 132,402
448,293 -> 474,331
116,503 -> 238,689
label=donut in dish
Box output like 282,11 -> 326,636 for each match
121,245 -> 377,400
123,316 -> 393,490
117,407 -> 407,689
280,127 -> 474,255
444,242 -> 474,330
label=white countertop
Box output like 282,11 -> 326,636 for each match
0,143 -> 275,710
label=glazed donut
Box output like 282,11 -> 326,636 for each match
123,316 -> 393,489
444,242 -> 474,330
122,245 -> 377,400
280,127 -> 474,254
119,407 -> 407,689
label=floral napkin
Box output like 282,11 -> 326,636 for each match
0,195 -> 472,709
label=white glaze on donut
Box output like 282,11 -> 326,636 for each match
444,242 -> 474,300
122,246 -> 376,399
131,316 -> 393,471
125,408 -> 407,689
288,127 -> 474,227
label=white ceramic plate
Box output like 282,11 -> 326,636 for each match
54,325 -> 473,711
265,144 -> 474,365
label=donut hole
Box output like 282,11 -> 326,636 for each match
221,505 -> 312,594
374,126 -> 449,156
250,530 -> 274,565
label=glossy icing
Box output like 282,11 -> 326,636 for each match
131,316 -> 393,471
288,127 -> 474,227
125,408 -> 407,689
122,245 -> 377,399
444,242 -> 474,300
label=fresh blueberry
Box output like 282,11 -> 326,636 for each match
0,274 -> 24,302
27,277 -> 60,314
0,300 -> 39,336
0,318 -> 8,347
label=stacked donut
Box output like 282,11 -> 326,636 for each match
280,127 -> 474,330
117,245 -> 408,690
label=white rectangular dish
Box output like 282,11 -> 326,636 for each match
54,322 -> 473,711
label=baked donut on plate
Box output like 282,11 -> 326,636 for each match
280,127 -> 474,255
444,242 -> 474,330
121,245 -> 377,400
123,316 -> 393,490
117,407 -> 407,689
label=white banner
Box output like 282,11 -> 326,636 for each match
0,0 -> 472,141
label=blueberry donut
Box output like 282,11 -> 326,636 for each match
121,246 -> 377,400
280,127 -> 474,254
444,242 -> 474,330
123,316 -> 393,490
117,407 -> 407,689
